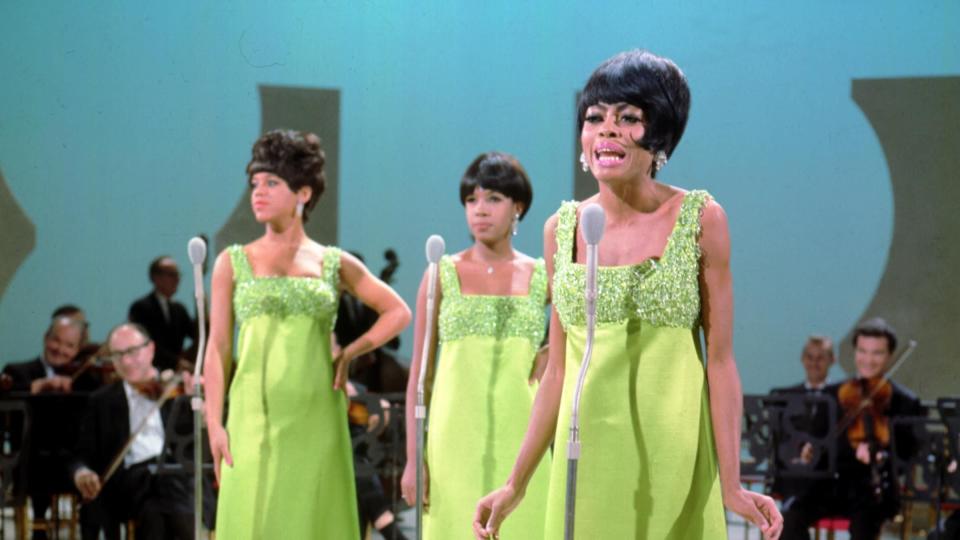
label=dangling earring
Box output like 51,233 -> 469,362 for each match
295,201 -> 304,219
579,152 -> 589,172
512,213 -> 520,236
654,150 -> 668,172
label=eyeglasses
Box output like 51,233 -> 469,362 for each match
107,341 -> 151,361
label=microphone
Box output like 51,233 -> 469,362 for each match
565,203 -> 605,540
416,234 -> 445,539
580,204 -> 605,330
187,238 -> 207,300
186,236 -> 208,540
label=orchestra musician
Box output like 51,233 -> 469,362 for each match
70,322 -> 201,540
770,336 -> 838,501
2,314 -> 105,539
781,317 -> 924,539
2,315 -> 101,394
128,256 -> 197,372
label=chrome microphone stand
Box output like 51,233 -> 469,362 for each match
564,204 -> 604,540
187,238 -> 207,539
416,235 -> 444,539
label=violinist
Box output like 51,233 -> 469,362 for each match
2,315 -> 101,394
2,314 -> 104,540
782,318 -> 924,540
70,322 -> 200,540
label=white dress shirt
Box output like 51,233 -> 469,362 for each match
154,292 -> 171,324
122,381 -> 165,467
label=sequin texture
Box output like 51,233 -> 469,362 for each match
553,190 -> 711,329
437,256 -> 547,346
229,245 -> 341,331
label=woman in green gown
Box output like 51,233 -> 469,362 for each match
474,51 -> 784,539
401,152 -> 551,539
203,129 -> 411,539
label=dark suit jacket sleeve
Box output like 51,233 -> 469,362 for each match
128,296 -> 149,327
891,383 -> 925,460
2,359 -> 46,392
70,384 -> 127,479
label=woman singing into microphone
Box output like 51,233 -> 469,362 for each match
203,129 -> 411,539
474,50 -> 783,539
402,152 -> 551,539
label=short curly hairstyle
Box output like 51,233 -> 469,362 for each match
246,129 -> 326,222
577,49 -> 690,177
459,152 -> 533,219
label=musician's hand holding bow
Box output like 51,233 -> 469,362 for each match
74,467 -> 102,501
854,442 -> 887,465
30,375 -> 73,394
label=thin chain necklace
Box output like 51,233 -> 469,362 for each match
473,246 -> 512,275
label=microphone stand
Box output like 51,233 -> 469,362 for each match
415,254 -> 440,540
189,256 -> 207,538
564,236 -> 599,540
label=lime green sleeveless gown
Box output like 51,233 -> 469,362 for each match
424,256 -> 551,539
545,191 -> 727,539
215,245 -> 359,539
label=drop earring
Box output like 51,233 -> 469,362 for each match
579,152 -> 589,172
296,202 -> 304,218
654,150 -> 668,172
512,213 -> 520,236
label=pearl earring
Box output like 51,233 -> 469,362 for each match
579,152 -> 589,172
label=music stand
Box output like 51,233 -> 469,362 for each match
150,395 -> 216,530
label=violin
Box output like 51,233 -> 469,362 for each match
52,343 -> 118,385
837,376 -> 892,450
130,370 -> 188,401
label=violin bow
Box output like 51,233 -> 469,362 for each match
100,373 -> 184,486
69,344 -> 112,381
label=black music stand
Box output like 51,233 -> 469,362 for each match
150,394 -> 217,531
349,390 -> 407,514
0,399 -> 31,538
742,394 -> 839,493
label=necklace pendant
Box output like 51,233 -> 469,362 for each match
486,266 -> 494,274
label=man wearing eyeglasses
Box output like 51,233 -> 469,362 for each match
69,323 -> 202,540
128,256 -> 197,372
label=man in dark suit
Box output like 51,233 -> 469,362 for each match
770,336 -> 837,499
2,315 -> 102,539
128,256 -> 196,372
3,316 -> 89,394
782,318 -> 924,540
71,323 -> 199,540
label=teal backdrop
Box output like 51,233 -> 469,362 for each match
1,1 -> 958,397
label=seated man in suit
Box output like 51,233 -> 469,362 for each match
71,323 -> 199,540
2,315 -> 98,394
775,335 -> 836,395
128,256 -> 196,372
782,318 -> 924,540
2,314 -> 104,539
770,336 -> 838,502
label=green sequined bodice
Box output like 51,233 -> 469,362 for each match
553,190 -> 711,329
437,255 -> 547,346
228,245 -> 341,330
